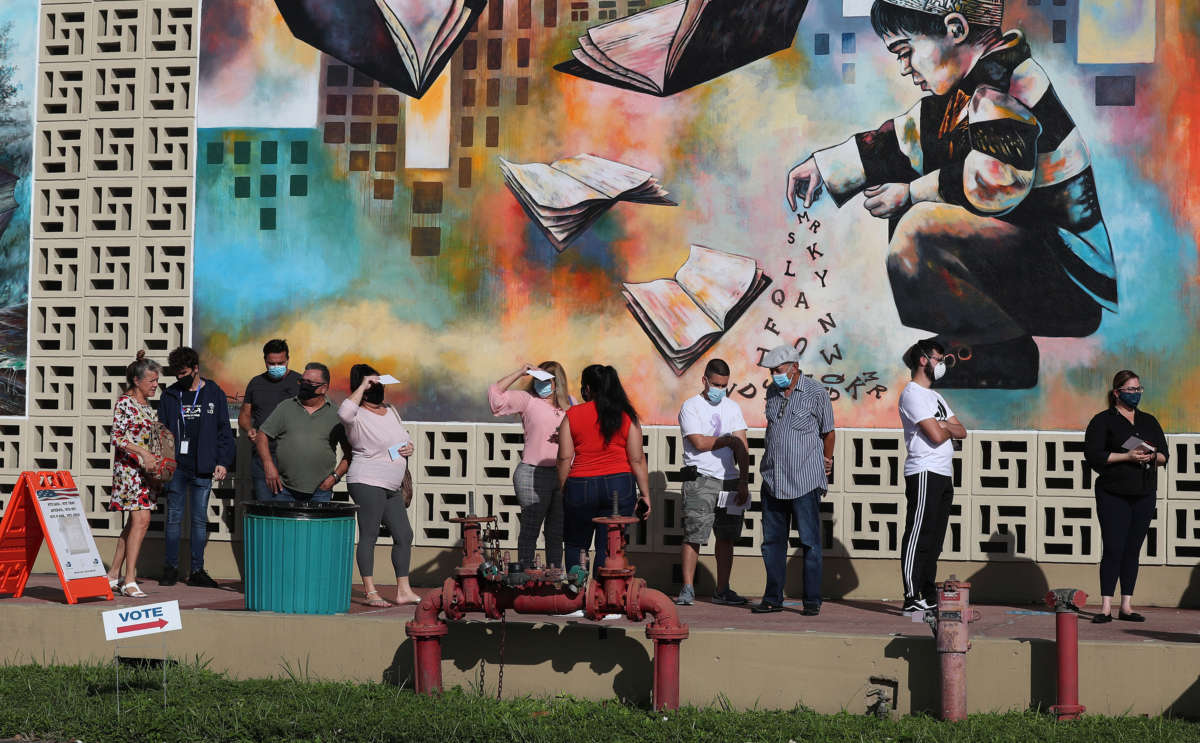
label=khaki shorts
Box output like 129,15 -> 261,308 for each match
682,476 -> 745,544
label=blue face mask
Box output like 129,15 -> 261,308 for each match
534,379 -> 554,398
772,372 -> 792,389
1117,391 -> 1141,408
705,386 -> 726,404
266,365 -> 287,381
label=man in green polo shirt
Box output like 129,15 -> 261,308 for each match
255,362 -> 350,502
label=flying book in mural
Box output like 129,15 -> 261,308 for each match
556,0 -> 809,96
500,154 -> 676,251
274,0 -> 485,98
623,245 -> 771,375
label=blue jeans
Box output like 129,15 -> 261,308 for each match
563,472 -> 635,575
164,470 -> 213,572
259,486 -> 333,503
250,452 -> 273,502
760,487 -> 823,607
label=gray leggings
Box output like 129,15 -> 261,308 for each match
514,462 -> 563,568
348,482 -> 414,579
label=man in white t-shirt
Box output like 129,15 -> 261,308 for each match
898,339 -> 967,614
675,358 -> 751,607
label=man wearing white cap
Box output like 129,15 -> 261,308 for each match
750,345 -> 836,615
785,0 -> 1115,390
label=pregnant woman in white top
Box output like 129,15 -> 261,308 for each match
339,364 -> 419,607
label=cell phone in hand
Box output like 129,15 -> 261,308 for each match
635,498 -> 649,519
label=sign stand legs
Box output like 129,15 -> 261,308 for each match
114,640 -> 120,720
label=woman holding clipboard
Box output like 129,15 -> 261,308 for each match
1084,370 -> 1168,623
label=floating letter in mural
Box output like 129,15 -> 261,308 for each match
557,0 -> 809,96
274,0 -> 486,98
623,245 -> 771,375
500,154 -> 675,251
787,0 -> 1115,389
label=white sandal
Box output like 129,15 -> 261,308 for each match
120,582 -> 147,598
108,577 -> 121,591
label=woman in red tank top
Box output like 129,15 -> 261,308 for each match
557,365 -> 652,573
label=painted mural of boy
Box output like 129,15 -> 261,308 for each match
786,0 -> 1116,389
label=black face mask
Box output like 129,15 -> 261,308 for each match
362,384 -> 384,405
297,381 -> 322,401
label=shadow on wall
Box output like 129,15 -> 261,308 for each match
966,532 -> 1050,605
1166,676 -> 1200,720
1179,564 -> 1200,610
882,636 -> 938,714
384,620 -> 654,705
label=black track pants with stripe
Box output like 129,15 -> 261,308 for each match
900,471 -> 954,602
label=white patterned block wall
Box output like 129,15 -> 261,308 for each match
20,2 -> 1200,577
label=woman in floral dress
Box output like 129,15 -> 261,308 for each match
106,352 -> 164,598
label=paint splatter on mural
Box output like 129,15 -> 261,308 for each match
194,0 -> 1200,432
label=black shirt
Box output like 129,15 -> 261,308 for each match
176,383 -> 203,472
1084,406 -> 1169,496
244,370 -> 302,428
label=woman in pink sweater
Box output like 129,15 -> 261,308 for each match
489,362 -> 573,569
339,363 -> 418,607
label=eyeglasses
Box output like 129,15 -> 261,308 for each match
1119,386 -> 1144,394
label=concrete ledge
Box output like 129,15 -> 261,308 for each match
2,597 -> 1197,717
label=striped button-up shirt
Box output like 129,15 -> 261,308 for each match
761,375 -> 835,500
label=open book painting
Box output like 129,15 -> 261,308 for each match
500,154 -> 675,251
623,246 -> 771,375
556,0 -> 809,96
274,0 -> 485,98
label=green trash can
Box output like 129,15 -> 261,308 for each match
243,501 -> 359,615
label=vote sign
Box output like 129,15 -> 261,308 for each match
102,600 -> 183,641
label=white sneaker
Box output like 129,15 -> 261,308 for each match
563,609 -> 585,618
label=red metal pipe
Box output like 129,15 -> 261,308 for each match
1051,610 -> 1084,720
935,578 -> 970,721
406,590 -> 448,695
639,586 -> 688,710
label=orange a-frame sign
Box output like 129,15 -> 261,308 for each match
0,471 -> 113,604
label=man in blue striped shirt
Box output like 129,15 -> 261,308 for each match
751,345 -> 836,615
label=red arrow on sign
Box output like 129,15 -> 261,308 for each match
117,618 -> 168,633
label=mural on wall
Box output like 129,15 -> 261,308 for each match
0,8 -> 35,417
194,0 -> 1200,432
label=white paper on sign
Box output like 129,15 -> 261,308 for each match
377,374 -> 401,385
526,369 -> 554,382
717,490 -> 747,516
102,600 -> 183,641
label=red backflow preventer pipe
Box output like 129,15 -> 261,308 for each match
1045,588 -> 1087,721
406,493 -> 689,709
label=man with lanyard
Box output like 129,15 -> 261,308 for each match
675,358 -> 751,607
897,339 -> 966,613
238,338 -> 302,501
158,346 -> 235,587
752,345 -> 836,615
255,362 -> 351,502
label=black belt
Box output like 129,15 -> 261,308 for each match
697,474 -> 742,489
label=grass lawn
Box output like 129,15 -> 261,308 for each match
0,661 -> 1196,742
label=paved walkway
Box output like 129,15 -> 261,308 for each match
7,574 -> 1199,644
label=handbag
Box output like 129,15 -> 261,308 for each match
143,421 -> 178,491
389,405 -> 414,507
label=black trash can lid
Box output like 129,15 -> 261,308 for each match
245,500 -> 359,519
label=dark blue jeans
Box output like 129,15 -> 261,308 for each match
760,487 -> 824,607
563,472 -> 635,575
164,470 -> 213,572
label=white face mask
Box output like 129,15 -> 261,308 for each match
932,361 -> 946,381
